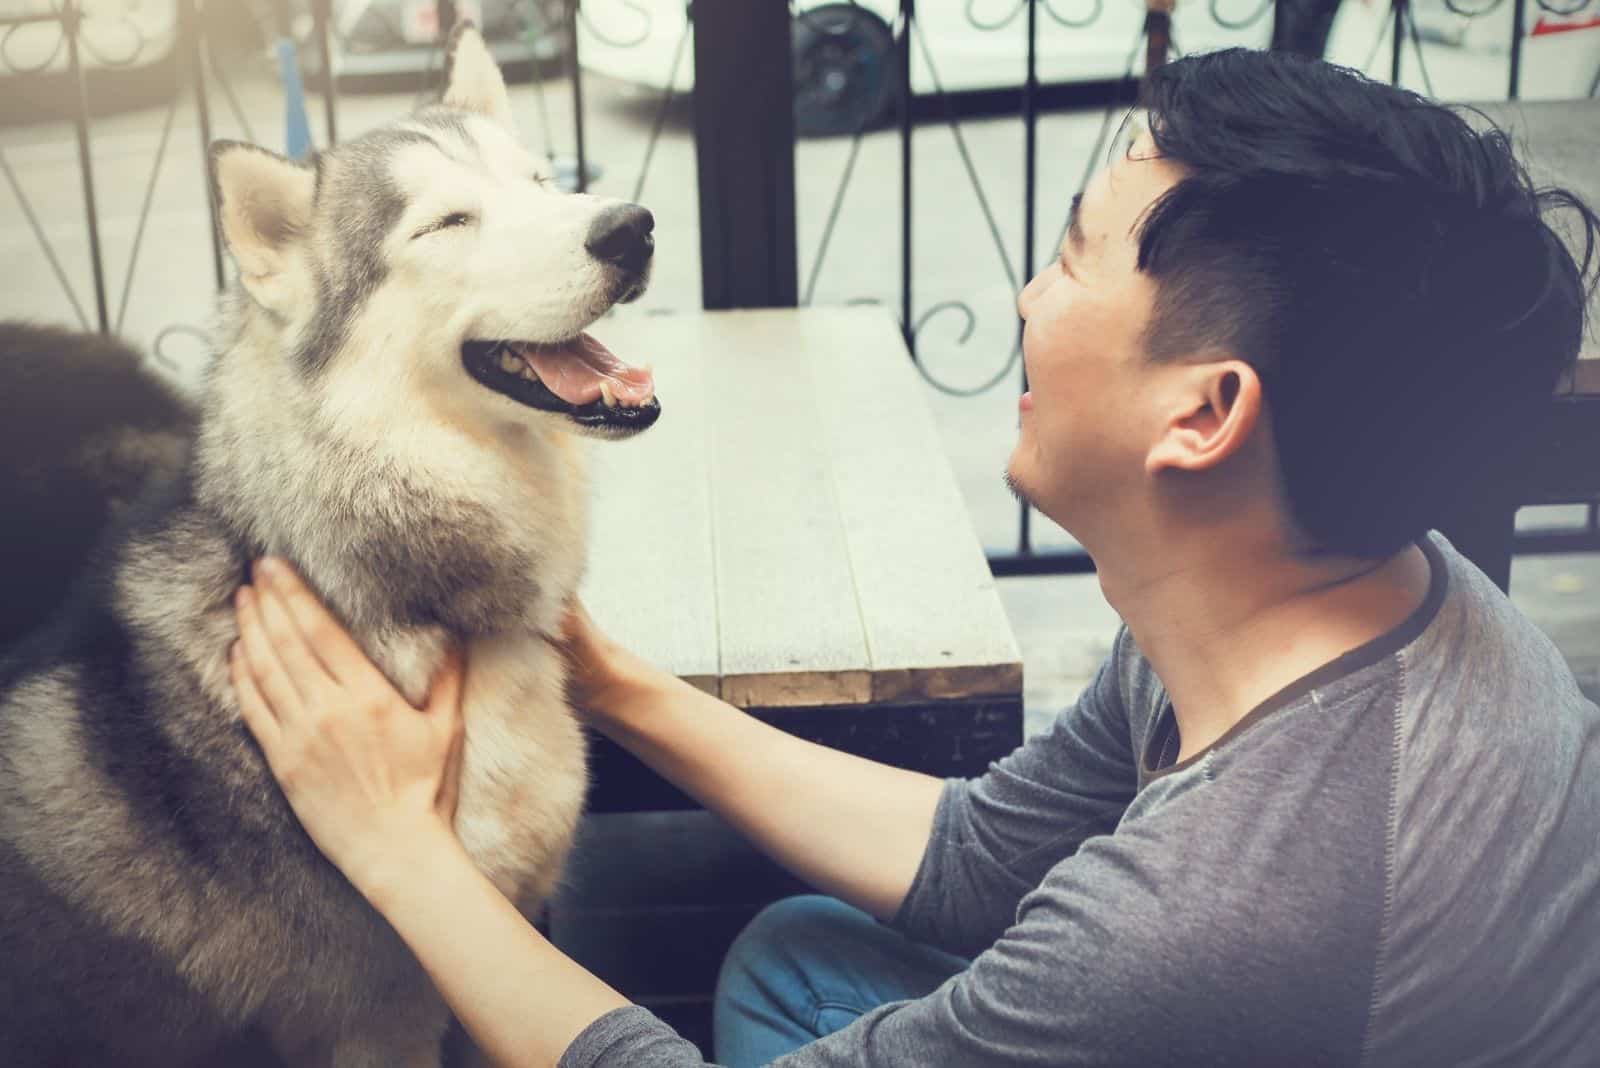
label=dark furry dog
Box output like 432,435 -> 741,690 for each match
0,321 -> 195,649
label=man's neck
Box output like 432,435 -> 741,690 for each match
1099,533 -> 1434,763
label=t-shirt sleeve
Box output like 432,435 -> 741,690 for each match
890,628 -> 1141,957
560,795 -> 1377,1068
769,804 -> 1375,1068
558,1006 -> 707,1068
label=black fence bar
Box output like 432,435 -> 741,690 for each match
989,550 -> 1100,577
568,0 -> 588,195
182,0 -> 225,291
900,0 -> 915,354
1146,1 -> 1173,83
1017,0 -> 1038,556
1512,528 -> 1600,556
1391,0 -> 1406,86
1508,0 -> 1525,99
61,0 -> 109,333
312,0 -> 338,145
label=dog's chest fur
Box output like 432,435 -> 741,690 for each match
192,371 -> 596,903
344,607 -> 589,903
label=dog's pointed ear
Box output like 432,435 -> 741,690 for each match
442,21 -> 517,136
210,141 -> 315,315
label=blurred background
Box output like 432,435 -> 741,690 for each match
2,0 -> 1596,715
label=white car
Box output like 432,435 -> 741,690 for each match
0,0 -> 178,78
577,0 -> 1276,135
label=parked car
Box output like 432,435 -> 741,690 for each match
576,0 -> 1276,135
291,0 -> 567,84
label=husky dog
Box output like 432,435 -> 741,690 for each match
0,23 -> 659,1068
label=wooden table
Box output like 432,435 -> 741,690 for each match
577,306 -> 1025,812
1435,101 -> 1600,588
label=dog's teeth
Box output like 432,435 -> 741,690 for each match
599,382 -> 617,408
499,350 -> 521,374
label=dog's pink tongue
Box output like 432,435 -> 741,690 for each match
520,334 -> 654,407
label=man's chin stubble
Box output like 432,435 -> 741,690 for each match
1003,470 -> 1038,510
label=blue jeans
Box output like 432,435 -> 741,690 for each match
712,895 -> 969,1067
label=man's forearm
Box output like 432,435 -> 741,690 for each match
594,673 -> 943,921
360,820 -> 630,1068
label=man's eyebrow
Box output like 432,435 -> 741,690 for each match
1060,193 -> 1087,271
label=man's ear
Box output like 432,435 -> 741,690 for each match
1144,360 -> 1264,475
210,141 -> 315,316
442,21 -> 517,135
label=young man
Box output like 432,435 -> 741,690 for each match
233,48 -> 1600,1066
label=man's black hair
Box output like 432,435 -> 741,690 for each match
1136,48 -> 1598,559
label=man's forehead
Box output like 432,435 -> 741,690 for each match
1078,132 -> 1180,250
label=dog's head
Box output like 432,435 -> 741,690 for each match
208,23 -> 658,442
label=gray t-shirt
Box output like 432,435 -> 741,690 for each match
561,534 -> 1600,1066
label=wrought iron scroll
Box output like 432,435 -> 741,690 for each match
786,0 -> 1592,571
1,1 -> 109,332
1,0 -> 320,369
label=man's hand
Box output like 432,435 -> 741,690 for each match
557,599 -> 671,730
231,557 -> 467,895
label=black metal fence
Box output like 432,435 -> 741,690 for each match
3,0 -> 1597,575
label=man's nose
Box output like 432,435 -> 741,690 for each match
585,204 -> 656,275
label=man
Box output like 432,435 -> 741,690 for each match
232,47 -> 1600,1067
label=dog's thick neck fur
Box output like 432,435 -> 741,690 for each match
179,25 -> 613,709
192,288 -> 588,652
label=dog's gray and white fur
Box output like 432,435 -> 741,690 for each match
0,24 -> 656,1067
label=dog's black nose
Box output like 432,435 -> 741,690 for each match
585,204 -> 655,275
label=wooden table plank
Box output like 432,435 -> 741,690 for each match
801,308 -> 1024,702
581,315 -> 720,694
582,307 -> 1024,711
699,312 -> 874,708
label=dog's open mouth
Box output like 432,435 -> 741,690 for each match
462,335 -> 659,432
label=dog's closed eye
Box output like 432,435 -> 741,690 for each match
413,212 -> 476,239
